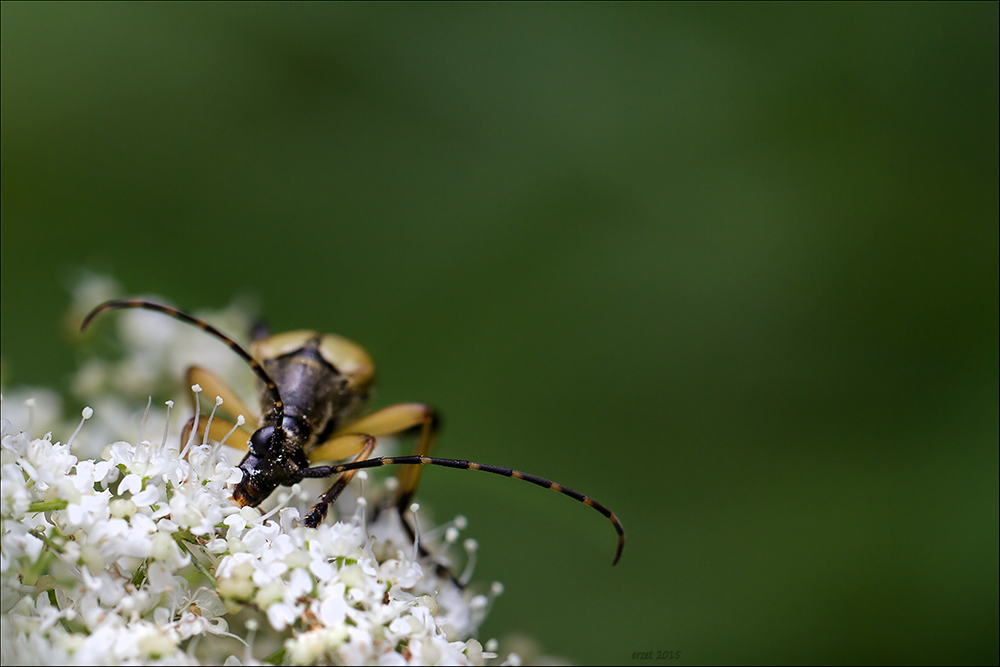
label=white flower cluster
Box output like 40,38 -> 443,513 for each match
1,284 -> 526,665
0,404 -> 502,665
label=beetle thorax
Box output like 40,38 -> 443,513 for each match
255,334 -> 371,446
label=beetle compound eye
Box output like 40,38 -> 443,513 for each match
249,426 -> 275,455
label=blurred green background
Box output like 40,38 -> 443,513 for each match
2,3 -> 997,664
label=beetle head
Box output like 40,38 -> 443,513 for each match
232,418 -> 305,508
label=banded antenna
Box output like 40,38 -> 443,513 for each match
81,300 -> 286,427
305,455 -> 626,565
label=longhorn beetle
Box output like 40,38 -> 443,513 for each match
81,300 -> 625,565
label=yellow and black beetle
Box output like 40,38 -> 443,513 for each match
82,300 -> 625,564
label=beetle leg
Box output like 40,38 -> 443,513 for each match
185,366 -> 259,427
309,431 -> 376,462
303,434 -> 376,527
331,403 -> 439,511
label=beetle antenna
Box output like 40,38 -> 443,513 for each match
81,299 -> 286,426
306,455 -> 626,565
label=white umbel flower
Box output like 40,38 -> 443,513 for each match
0,402 -> 500,665
0,289 -> 525,666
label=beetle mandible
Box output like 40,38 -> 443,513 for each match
82,300 -> 625,564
